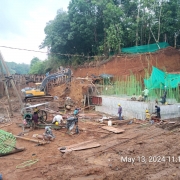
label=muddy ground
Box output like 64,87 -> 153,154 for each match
1,98 -> 180,180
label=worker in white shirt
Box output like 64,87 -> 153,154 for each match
52,114 -> 63,125
143,88 -> 149,102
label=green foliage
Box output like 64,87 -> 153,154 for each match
39,0 -> 180,68
6,62 -> 30,74
30,57 -> 41,68
105,24 -> 123,53
29,61 -> 44,75
29,57 -> 51,75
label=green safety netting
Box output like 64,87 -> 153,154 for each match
0,130 -> 16,154
144,66 -> 180,89
121,42 -> 169,54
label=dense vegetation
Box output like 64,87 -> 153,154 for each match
30,0 -> 180,74
6,61 -> 30,74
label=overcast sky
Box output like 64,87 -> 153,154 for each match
0,0 -> 70,64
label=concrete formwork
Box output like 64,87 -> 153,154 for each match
95,95 -> 180,120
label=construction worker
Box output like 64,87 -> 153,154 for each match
145,110 -> 151,120
73,107 -> 80,117
160,86 -> 167,104
155,105 -> 161,119
118,104 -> 122,120
66,116 -> 79,135
32,111 -> 39,128
143,88 -> 149,102
43,126 -> 55,141
73,107 -> 80,133
137,94 -> 143,101
52,114 -> 63,124
160,96 -> 166,105
131,93 -> 136,101
34,106 -> 38,113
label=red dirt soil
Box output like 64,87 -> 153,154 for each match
1,47 -> 180,180
73,47 -> 180,78
1,108 -> 180,180
49,47 -> 180,106
50,79 -> 91,106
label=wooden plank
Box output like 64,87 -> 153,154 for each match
80,129 -> 110,134
14,135 -> 47,145
16,123 -> 64,130
36,124 -> 63,130
101,126 -> 125,134
58,140 -> 100,152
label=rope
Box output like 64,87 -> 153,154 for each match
16,159 -> 39,169
0,45 -> 105,58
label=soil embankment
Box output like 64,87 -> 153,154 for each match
73,47 -> 180,78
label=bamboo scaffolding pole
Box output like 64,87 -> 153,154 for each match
14,135 -> 47,145
0,52 -> 24,109
3,81 -> 13,116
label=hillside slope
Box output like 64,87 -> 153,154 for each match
73,47 -> 180,78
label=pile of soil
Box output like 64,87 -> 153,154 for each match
49,78 -> 93,107
157,118 -> 180,130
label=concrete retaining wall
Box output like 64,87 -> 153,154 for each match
95,95 -> 180,120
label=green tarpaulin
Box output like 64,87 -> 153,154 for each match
144,66 -> 180,89
121,42 -> 169,54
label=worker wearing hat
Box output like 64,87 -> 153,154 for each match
145,109 -> 151,120
52,114 -> 63,125
118,103 -> 122,120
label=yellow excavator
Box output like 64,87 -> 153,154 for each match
21,69 -> 71,102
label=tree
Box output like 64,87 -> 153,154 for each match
29,57 -> 46,75
102,1 -> 123,54
30,57 -> 40,68
6,62 -> 30,74
40,0 -> 180,69
29,61 -> 45,75
159,0 -> 180,47
68,0 -> 100,55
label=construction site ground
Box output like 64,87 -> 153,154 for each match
1,47 -> 180,179
1,99 -> 180,180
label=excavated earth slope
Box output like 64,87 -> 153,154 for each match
49,47 -> 180,106
1,47 -> 180,180
72,47 -> 180,78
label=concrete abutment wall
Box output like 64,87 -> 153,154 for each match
95,96 -> 180,120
